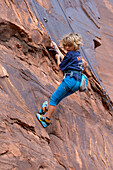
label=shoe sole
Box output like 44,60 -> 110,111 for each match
36,113 -> 48,128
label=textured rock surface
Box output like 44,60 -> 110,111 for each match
95,0 -> 113,101
0,0 -> 113,170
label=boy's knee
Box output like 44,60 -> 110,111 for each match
49,94 -> 57,106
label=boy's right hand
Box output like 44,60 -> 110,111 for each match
51,41 -> 58,49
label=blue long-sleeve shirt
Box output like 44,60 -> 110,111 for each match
59,51 -> 83,72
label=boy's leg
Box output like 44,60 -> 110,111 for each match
49,80 -> 72,106
44,81 -> 71,119
36,80 -> 71,128
45,105 -> 56,119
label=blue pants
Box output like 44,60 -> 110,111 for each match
49,75 -> 81,106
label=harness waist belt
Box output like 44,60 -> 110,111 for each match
64,70 -> 82,81
64,70 -> 81,76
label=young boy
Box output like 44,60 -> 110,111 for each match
36,33 -> 83,128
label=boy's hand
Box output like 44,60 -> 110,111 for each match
55,54 -> 60,60
51,41 -> 58,49
51,41 -> 64,61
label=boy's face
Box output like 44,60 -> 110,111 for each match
64,44 -> 75,52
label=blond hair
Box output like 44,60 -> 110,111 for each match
62,33 -> 83,50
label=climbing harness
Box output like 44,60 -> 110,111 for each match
64,70 -> 81,81
63,70 -> 88,92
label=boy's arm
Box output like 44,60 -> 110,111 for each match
51,41 -> 64,60
55,54 -> 61,68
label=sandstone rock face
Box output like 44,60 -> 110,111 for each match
0,0 -> 113,170
95,0 -> 113,101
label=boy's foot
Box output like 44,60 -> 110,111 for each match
36,113 -> 50,128
38,101 -> 48,115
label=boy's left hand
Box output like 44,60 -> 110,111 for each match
55,54 -> 60,60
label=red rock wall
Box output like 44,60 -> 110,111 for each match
0,0 -> 113,169
95,0 -> 113,101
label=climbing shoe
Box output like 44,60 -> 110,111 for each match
38,101 -> 48,115
36,113 -> 50,128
